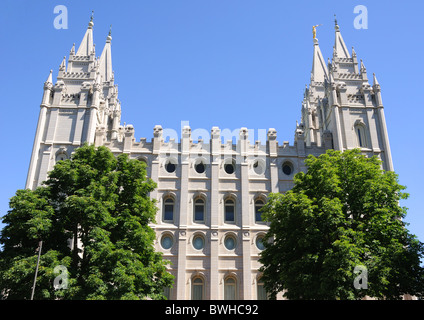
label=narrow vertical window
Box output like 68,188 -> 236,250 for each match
194,198 -> 205,222
255,199 -> 264,223
224,278 -> 237,300
257,281 -> 268,300
224,199 -> 235,223
163,197 -> 174,222
355,124 -> 367,148
192,277 -> 204,300
357,127 -> 363,147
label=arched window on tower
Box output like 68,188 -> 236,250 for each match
354,121 -> 368,148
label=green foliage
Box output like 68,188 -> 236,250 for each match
0,144 -> 173,299
259,149 -> 424,300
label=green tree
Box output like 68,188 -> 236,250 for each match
259,149 -> 424,300
0,144 -> 173,300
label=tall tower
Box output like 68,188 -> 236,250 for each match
26,17 -> 122,189
300,20 -> 393,171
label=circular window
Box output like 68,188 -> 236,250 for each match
161,235 -> 173,250
224,235 -> 237,250
195,161 -> 205,174
193,235 -> 205,250
165,160 -> 176,173
253,159 -> 265,175
56,153 -> 67,162
224,159 -> 236,175
256,236 -> 265,251
282,161 -> 293,176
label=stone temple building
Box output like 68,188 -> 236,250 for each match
25,17 -> 393,300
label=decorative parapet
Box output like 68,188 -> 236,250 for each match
96,123 -> 327,162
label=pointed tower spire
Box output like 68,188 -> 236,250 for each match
45,69 -> 53,85
76,12 -> 94,56
329,72 -> 334,84
70,43 -> 75,56
334,20 -> 350,58
311,37 -> 328,83
373,73 -> 380,88
59,56 -> 66,71
99,25 -> 113,82
360,59 -> 366,72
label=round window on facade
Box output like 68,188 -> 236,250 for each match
256,235 -> 265,251
56,153 -> 67,162
195,161 -> 205,174
224,235 -> 237,251
165,159 -> 177,173
252,159 -> 265,175
282,161 -> 294,176
161,234 -> 173,250
224,159 -> 236,175
193,235 -> 205,250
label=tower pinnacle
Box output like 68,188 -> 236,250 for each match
333,20 -> 350,58
76,13 -> 95,56
99,25 -> 113,82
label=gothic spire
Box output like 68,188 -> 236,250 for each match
45,69 -> 53,84
360,59 -> 366,73
70,43 -> 75,56
76,13 -> 94,56
59,56 -> 66,71
373,73 -> 380,87
334,20 -> 350,58
99,25 -> 113,82
311,37 -> 328,83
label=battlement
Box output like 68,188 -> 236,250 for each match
95,123 -> 328,167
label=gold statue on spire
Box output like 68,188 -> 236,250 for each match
312,24 -> 322,39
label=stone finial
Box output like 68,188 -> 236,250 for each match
239,127 -> 248,136
182,125 -> 191,135
107,24 -> 112,42
44,69 -> 53,86
88,10 -> 94,28
153,125 -> 163,136
211,126 -> 220,135
70,43 -> 75,55
267,128 -> 277,138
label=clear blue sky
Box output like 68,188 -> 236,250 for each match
1,1 -> 423,245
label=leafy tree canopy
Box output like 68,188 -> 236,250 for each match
259,149 -> 424,300
0,144 -> 173,300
